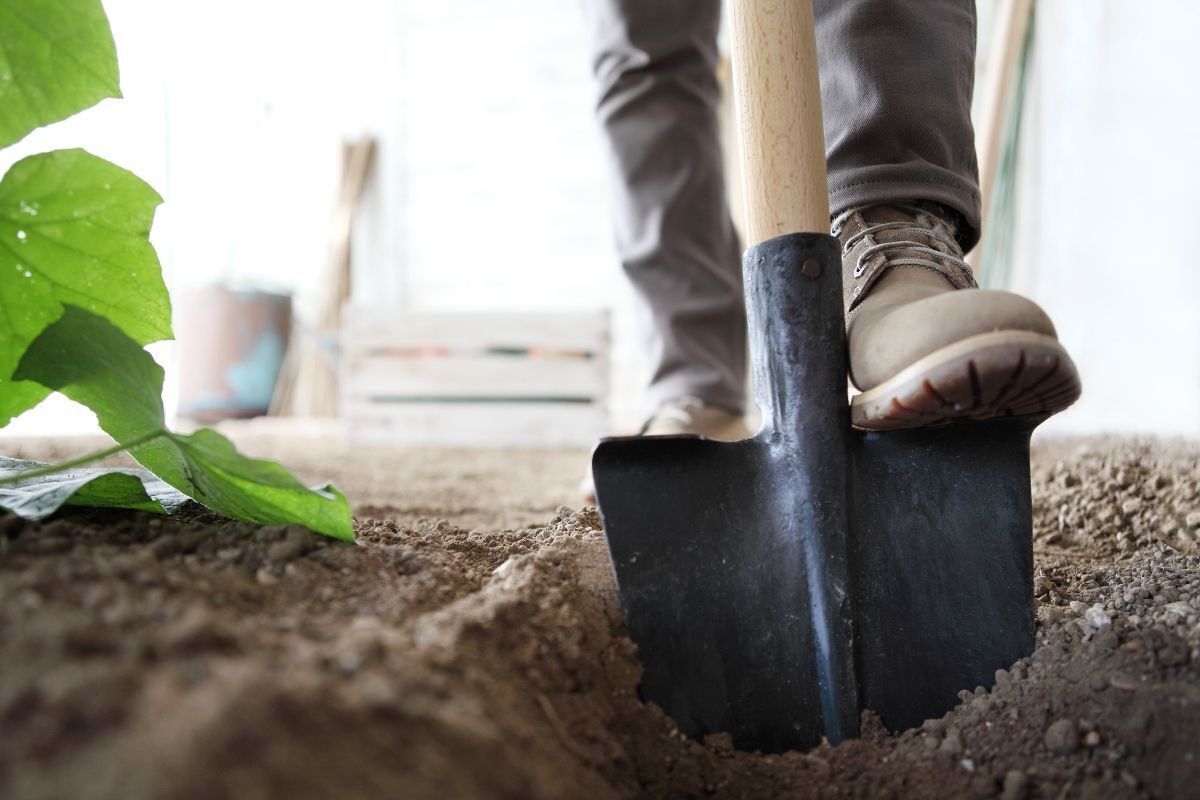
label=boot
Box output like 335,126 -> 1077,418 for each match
581,396 -> 750,503
834,203 -> 1081,430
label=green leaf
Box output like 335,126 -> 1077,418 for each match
14,306 -> 355,541
0,379 -> 48,428
0,148 -> 169,420
0,455 -> 189,519
0,0 -> 120,147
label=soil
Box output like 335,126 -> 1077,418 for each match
1,432 -> 1197,799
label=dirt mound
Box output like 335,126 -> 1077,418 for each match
1,438 -> 1197,799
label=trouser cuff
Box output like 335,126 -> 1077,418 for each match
829,166 -> 983,253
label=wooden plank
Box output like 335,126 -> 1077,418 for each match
969,0 -> 1035,271
342,309 -> 609,353
344,354 -> 606,400
343,400 -> 606,447
341,309 -> 610,445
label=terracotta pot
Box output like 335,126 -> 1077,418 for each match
175,286 -> 292,423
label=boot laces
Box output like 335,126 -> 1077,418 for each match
831,203 -> 972,280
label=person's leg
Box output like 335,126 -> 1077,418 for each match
583,0 -> 747,415
816,0 -> 981,248
814,0 -> 1080,429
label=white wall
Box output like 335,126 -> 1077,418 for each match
350,0 -> 640,423
354,0 -> 617,311
3,0 -> 642,436
0,0 -> 395,305
4,0 -> 1197,438
1011,0 -> 1200,437
1,0 -> 412,434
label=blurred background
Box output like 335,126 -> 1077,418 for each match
1,0 -> 1197,445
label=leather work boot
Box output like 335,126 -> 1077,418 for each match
581,396 -> 751,503
834,203 -> 1081,431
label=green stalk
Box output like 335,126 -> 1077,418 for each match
0,429 -> 164,485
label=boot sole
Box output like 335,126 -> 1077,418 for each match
850,331 -> 1081,431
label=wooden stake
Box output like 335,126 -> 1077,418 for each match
270,137 -> 377,417
969,0 -> 1035,270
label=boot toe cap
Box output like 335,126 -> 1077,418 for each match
849,289 -> 1058,391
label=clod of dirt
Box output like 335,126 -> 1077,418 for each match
940,729 -> 965,755
1044,719 -> 1079,755
1,437 -> 1198,799
1001,769 -> 1028,800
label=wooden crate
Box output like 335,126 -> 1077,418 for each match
340,309 -> 609,447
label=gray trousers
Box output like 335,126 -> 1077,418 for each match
585,0 -> 980,414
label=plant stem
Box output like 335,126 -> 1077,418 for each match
0,429 -> 164,485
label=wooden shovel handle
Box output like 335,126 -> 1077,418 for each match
730,0 -> 830,245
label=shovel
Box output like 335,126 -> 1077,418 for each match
592,0 -> 1039,753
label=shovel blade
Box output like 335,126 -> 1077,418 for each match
848,418 -> 1037,733
592,433 -> 829,752
593,418 -> 1038,753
